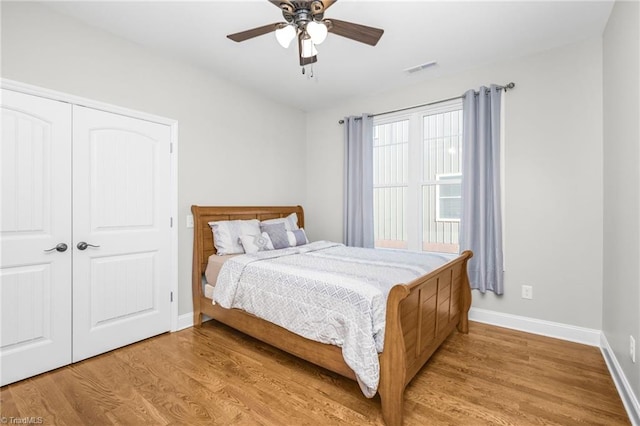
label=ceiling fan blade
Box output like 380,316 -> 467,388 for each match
268,0 -> 294,13
320,0 -> 337,11
326,19 -> 384,46
227,23 -> 281,42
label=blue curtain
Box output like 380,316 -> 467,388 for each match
460,85 -> 504,294
343,114 -> 374,248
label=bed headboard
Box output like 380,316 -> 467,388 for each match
191,205 -> 305,275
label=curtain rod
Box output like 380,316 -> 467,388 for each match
338,82 -> 515,124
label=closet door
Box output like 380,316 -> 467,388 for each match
72,106 -> 171,362
0,90 -> 72,385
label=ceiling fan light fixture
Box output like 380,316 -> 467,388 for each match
301,40 -> 318,58
306,20 -> 328,45
275,24 -> 296,48
300,34 -> 318,58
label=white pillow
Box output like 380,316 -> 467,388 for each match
239,232 -> 274,254
209,219 -> 260,255
287,228 -> 309,247
260,212 -> 299,231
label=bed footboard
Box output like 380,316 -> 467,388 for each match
379,250 -> 473,426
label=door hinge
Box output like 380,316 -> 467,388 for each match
170,291 -> 174,302
170,143 -> 173,153
170,217 -> 173,228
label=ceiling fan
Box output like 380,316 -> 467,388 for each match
227,0 -> 384,68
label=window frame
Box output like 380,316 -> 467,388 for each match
434,173 -> 462,222
373,99 -> 463,252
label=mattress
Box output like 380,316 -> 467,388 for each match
204,283 -> 215,300
203,254 -> 238,300
205,253 -> 238,286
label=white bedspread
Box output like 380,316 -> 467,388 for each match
213,241 -> 454,397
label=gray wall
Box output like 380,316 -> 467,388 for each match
603,0 -> 640,408
306,38 -> 605,329
1,2 -> 308,315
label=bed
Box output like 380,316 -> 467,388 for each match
191,205 -> 473,425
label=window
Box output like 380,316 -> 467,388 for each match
373,100 -> 462,254
372,120 -> 409,249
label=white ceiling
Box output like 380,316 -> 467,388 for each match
43,0 -> 614,112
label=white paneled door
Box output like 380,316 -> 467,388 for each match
1,89 -> 173,385
72,106 -> 171,362
0,89 -> 73,385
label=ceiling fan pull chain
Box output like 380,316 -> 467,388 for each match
301,64 -> 315,79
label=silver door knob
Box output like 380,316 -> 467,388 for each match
77,241 -> 100,250
44,243 -> 68,253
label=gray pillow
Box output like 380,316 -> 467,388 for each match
288,229 -> 308,246
260,223 -> 289,249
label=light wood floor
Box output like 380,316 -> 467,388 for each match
1,321 -> 629,425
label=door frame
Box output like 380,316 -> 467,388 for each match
1,78 -> 180,332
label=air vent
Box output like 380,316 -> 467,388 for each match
404,61 -> 438,74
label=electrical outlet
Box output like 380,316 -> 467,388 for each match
631,336 -> 636,363
521,285 -> 533,300
186,215 -> 194,228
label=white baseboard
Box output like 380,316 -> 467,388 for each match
469,307 -> 602,346
600,334 -> 640,426
177,313 -> 213,331
177,313 -> 194,331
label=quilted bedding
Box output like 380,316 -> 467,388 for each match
213,241 -> 454,397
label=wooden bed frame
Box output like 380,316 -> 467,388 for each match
191,205 -> 473,425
